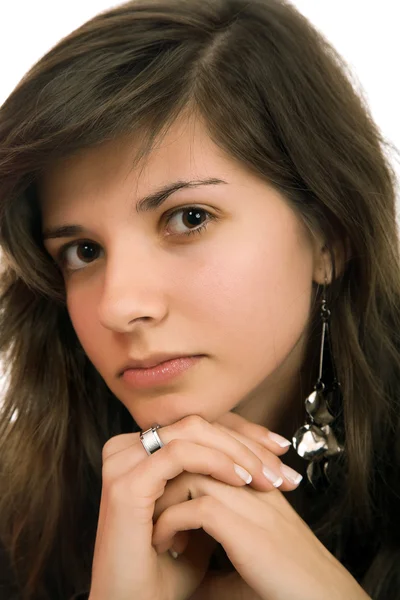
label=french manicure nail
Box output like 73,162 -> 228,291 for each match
262,465 -> 283,487
280,464 -> 303,485
234,463 -> 252,484
266,431 -> 292,448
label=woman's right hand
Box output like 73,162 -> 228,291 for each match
88,414 -> 301,600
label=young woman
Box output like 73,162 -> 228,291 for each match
0,0 -> 399,598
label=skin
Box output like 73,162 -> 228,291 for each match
39,113 -> 330,468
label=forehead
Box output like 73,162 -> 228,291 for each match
38,115 -> 245,212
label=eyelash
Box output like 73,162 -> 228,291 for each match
55,206 -> 216,272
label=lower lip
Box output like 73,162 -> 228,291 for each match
122,356 -> 203,388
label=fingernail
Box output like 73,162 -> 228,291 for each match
266,432 -> 292,448
262,465 -> 283,487
280,464 -> 303,485
168,549 -> 179,559
234,463 -> 252,484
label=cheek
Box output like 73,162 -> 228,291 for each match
66,289 -> 99,354
191,222 -> 314,375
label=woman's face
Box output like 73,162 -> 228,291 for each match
39,115 -> 327,431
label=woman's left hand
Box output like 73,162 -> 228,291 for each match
152,473 -> 371,600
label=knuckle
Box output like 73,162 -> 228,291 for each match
102,433 -> 135,462
107,471 -> 143,505
181,414 -> 206,432
101,460 -> 117,487
102,437 -> 117,462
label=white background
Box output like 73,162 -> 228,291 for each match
0,1 -> 399,398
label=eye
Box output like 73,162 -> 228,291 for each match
164,206 -> 216,237
55,206 -> 216,273
57,241 -> 103,273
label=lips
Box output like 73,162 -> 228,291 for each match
119,353 -> 201,374
121,355 -> 203,388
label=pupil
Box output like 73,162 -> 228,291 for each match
185,210 -> 203,227
78,244 -> 98,261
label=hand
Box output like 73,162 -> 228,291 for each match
155,411 -> 301,558
152,466 -> 371,600
88,413 -> 300,600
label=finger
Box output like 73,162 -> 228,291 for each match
211,421 -> 302,488
158,415 -> 298,491
96,439 -> 259,578
212,420 -> 291,457
153,496 -> 278,600
102,416 -> 301,494
101,432 -> 143,477
152,474 -> 304,554
153,472 -> 195,522
152,494 -> 273,600
126,439 -> 257,502
215,412 -> 292,454
104,437 -> 256,505
167,530 -> 190,556
172,528 -> 218,570
102,433 -> 139,460
153,470 -> 300,526
153,493 -> 328,600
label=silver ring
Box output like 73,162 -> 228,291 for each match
140,424 -> 164,455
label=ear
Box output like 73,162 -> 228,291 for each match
312,236 -> 350,285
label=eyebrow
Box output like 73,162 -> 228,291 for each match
42,177 -> 228,241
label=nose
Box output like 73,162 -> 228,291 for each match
97,242 -> 168,333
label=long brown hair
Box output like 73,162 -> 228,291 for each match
1,0 -> 400,598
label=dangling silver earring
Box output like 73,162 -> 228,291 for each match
293,276 -> 344,488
